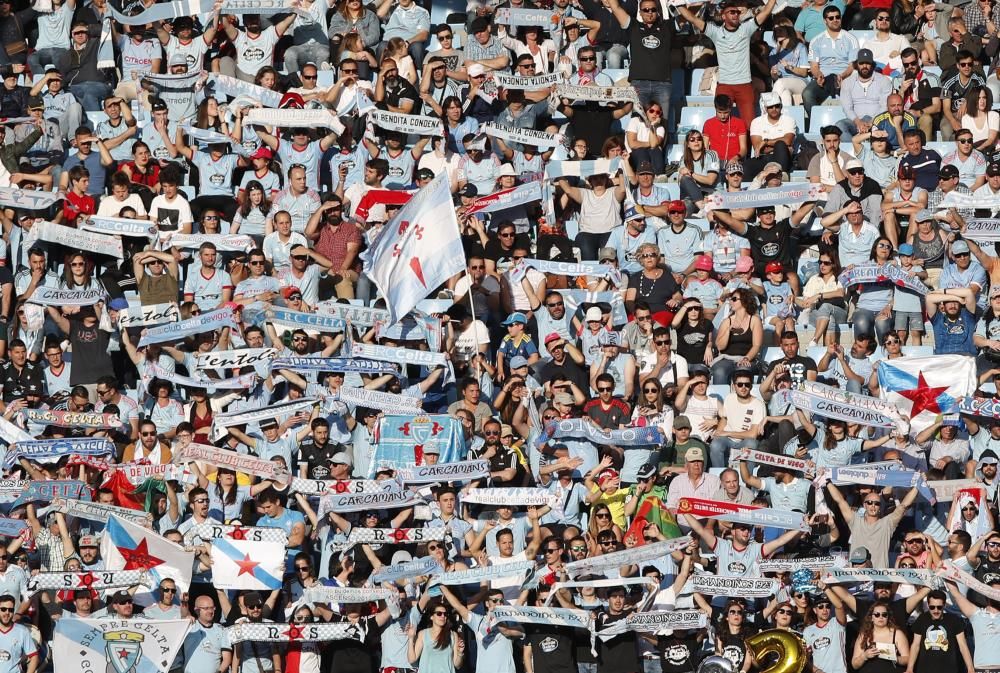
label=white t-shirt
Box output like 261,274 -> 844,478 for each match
454,320 -> 490,362
625,116 -> 666,152
749,113 -> 797,143
97,193 -> 147,218
861,33 -> 909,70
166,34 -> 210,71
962,110 -> 1000,144
234,26 -> 280,75
722,394 -> 767,434
148,194 -> 193,231
120,37 -> 162,82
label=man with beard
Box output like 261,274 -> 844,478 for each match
534,333 -> 588,392
967,530 -> 1000,604
535,293 -> 574,357
297,418 -> 342,479
945,578 -> 1000,670
907,590 -> 974,673
926,286 -> 978,355
219,13 -> 296,82
524,584 -> 577,673
374,58 -> 417,114
471,418 -> 522,487
837,49 -> 893,138
825,159 -> 885,228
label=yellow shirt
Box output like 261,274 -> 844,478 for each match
589,486 -> 630,528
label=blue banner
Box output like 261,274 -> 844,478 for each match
270,357 -> 399,375
11,480 -> 91,510
139,307 -> 238,347
4,438 -> 114,469
371,415 -> 465,477
243,303 -> 347,332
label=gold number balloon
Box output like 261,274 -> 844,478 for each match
745,629 -> 808,673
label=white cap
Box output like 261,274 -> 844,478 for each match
845,159 -> 864,171
498,163 -> 516,177
584,306 -> 603,322
760,92 -> 781,108
468,63 -> 487,77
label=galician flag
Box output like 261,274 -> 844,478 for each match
210,538 -> 284,590
53,618 -> 189,673
361,172 -> 465,324
877,354 -> 976,435
101,515 -> 194,592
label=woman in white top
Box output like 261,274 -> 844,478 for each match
962,86 -> 1000,153
555,171 -> 626,261
498,25 -> 556,73
97,171 -> 147,218
626,103 -> 667,175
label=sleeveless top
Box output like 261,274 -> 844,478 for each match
579,189 -> 622,235
857,630 -> 898,673
911,232 -> 945,269
723,316 -> 754,357
190,405 -> 213,443
718,631 -> 749,670
417,629 -> 455,673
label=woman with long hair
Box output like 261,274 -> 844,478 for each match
286,605 -> 322,673
711,287 -> 764,383
383,37 -> 416,83
586,504 -> 623,554
440,96 -> 478,156
336,32 -> 377,80
672,299 -> 715,367
60,252 -> 104,292
797,416 -> 892,468
852,237 -> 897,342
206,466 -> 252,523
962,86 -> 999,153
556,171 -> 626,262
498,24 -> 555,73
494,375 -> 528,426
677,129 -> 720,214
625,103 -> 666,175
408,602 -> 463,673
716,599 -> 755,673
231,180 -> 271,241
797,249 -> 847,347
329,0 -> 380,52
906,212 -> 947,289
766,599 -> 803,630
769,25 -> 809,105
194,96 -> 227,133
851,601 -> 910,673
254,67 -> 280,92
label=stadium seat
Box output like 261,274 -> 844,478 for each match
808,106 -> 847,135
679,106 -> 713,132
689,69 -> 706,97
785,106 -> 806,133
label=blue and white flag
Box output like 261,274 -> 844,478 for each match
877,355 -> 977,435
544,158 -> 621,180
210,538 -> 284,590
371,415 -> 465,476
556,290 -> 629,325
270,356 -> 399,376
53,618 -> 189,673
243,303 -> 347,332
101,515 -> 194,593
541,419 -> 664,447
371,556 -> 439,584
362,173 -> 465,324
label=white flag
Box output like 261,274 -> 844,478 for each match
210,538 -> 285,590
54,618 -> 189,673
100,515 -> 194,593
361,173 -> 465,324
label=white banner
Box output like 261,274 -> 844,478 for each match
27,286 -> 105,307
564,536 -> 691,578
490,72 -> 561,90
396,460 -> 490,483
197,348 -> 277,370
27,220 -> 123,258
118,302 -> 179,328
460,487 -> 557,507
367,110 -> 443,136
480,122 -> 563,149
81,215 -> 157,238
208,74 -> 282,109
690,575 -> 779,597
159,232 -> 254,252
243,108 -> 345,135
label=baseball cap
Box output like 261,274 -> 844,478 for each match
856,48 -> 875,64
673,415 -> 692,430
108,297 -> 129,311
259,418 -> 279,429
500,424 -> 514,438
502,311 -> 527,325
110,590 -> 132,604
468,63 -> 487,77
424,445 -> 440,455
765,261 -> 784,274
760,91 -> 780,108
914,209 -> 935,223
637,161 -> 655,175
498,163 -> 516,177
953,240 -> 971,255
26,95 -> 43,110
544,332 -> 565,347
243,591 -> 263,608
168,53 -> 187,67
599,247 -> 618,262
553,392 -> 574,406
735,257 -> 754,273
151,99 -> 168,112
637,462 -> 657,480
667,200 -> 686,214
757,205 -> 776,216
470,16 -> 491,33
79,535 -> 100,548
981,449 -> 999,465
685,446 -> 705,462
898,165 -> 916,179
509,355 -> 529,369
727,162 -> 744,175
331,451 -> 353,466
695,255 -> 713,272
457,183 -> 478,198
849,546 -> 871,564
760,162 -> 783,178
251,146 -> 273,160
415,167 -> 434,180
898,243 -> 914,256
584,306 -> 603,322
939,164 -> 960,180
281,286 -> 302,300
44,64 -> 61,77
845,159 -> 863,171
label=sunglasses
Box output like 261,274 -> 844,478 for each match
571,545 -> 587,551
596,513 -> 611,518
433,611 -> 448,616
865,500 -> 881,505
598,387 -> 614,392
928,605 -> 945,610
872,612 -> 889,617
579,56 -> 596,62
734,382 -> 751,388
777,608 -> 793,615
161,587 -> 177,593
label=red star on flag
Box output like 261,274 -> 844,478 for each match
284,624 -> 306,641
390,529 -> 412,543
898,371 -> 949,418
235,553 -> 260,577
76,572 -> 97,588
228,526 -> 247,541
117,649 -> 130,660
334,481 -> 350,494
117,538 -> 164,571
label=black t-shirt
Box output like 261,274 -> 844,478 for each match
0,359 -> 44,402
675,318 -> 713,366
910,611 -> 966,673
765,355 -> 818,383
743,219 -> 795,274
971,557 -> 1000,606
535,357 -> 589,393
658,631 -> 701,673
298,439 -> 342,480
627,268 -> 680,314
627,19 -> 674,81
527,625 -> 577,673
328,614 -> 380,673
69,318 -> 112,386
596,610 -> 640,673
717,631 -> 751,671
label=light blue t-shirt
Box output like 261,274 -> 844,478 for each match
704,20 -> 757,85
760,476 -> 811,512
466,611 -> 516,673
970,609 -> 1000,668
803,620 -> 847,673
0,623 -> 35,673
192,152 -> 238,197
